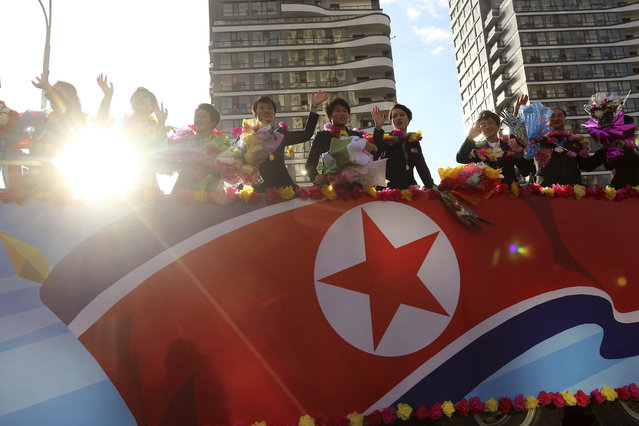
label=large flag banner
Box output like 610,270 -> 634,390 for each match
1,195 -> 638,425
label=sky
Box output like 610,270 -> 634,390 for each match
0,0 -> 465,184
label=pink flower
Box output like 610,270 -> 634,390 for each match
278,121 -> 289,131
529,183 -> 543,195
469,397 -> 484,414
415,405 -> 429,421
455,398 -> 470,416
537,391 -> 552,406
591,389 -> 606,404
266,187 -> 281,204
616,386 -> 631,401
552,184 -> 567,197
551,392 -> 566,408
364,410 -> 382,426
513,394 -> 525,412
629,383 -> 639,399
499,397 -> 513,414
309,185 -> 323,199
585,187 -> 597,197
428,402 -> 443,420
381,407 -> 396,424
231,126 -> 243,137
575,390 -> 591,407
295,187 -> 310,200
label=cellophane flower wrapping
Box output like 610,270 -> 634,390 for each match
320,136 -> 386,188
517,102 -> 552,141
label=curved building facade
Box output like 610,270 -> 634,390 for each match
209,0 -> 397,186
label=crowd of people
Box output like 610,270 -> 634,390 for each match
0,73 -> 637,202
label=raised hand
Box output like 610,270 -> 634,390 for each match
31,72 -> 52,91
365,142 -> 378,153
154,101 -> 168,125
371,106 -> 385,129
467,121 -> 483,140
514,94 -> 529,116
96,73 -> 114,98
310,90 -> 328,107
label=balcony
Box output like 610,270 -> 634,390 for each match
488,41 -> 505,61
495,89 -> 513,110
485,25 -> 502,47
491,56 -> 508,75
493,73 -> 510,91
484,8 -> 500,31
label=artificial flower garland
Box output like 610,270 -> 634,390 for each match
365,129 -> 423,146
525,131 -> 590,168
224,383 -> 638,426
470,135 -> 524,163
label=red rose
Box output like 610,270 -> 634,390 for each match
364,410 -> 382,426
295,187 -> 310,200
428,402 -> 443,420
575,390 -> 591,407
266,187 -> 281,204
591,389 -> 606,405
513,394 -> 525,412
381,406 -> 396,424
455,398 -> 470,416
629,383 -> 639,399
551,392 -> 566,408
390,189 -> 402,201
528,183 -> 543,195
469,396 -> 484,414
615,188 -> 627,202
309,185 -> 323,199
248,190 -> 262,204
564,185 -> 575,197
415,405 -> 429,421
537,391 -> 552,406
585,187 -> 597,197
518,187 -> 530,197
334,417 -> 349,426
499,397 -> 513,414
616,386 -> 631,400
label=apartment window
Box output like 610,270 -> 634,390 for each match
222,2 -> 249,17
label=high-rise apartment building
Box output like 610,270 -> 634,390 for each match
450,0 -> 638,185
451,0 -> 639,129
208,0 -> 396,186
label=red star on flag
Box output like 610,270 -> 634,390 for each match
319,209 -> 449,350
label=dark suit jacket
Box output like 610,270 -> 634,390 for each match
581,145 -> 639,188
372,128 -> 434,188
253,111 -> 318,192
305,128 -> 363,183
532,135 -> 585,186
456,137 -> 532,185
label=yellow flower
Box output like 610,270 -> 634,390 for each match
298,415 -> 314,426
541,187 -> 554,197
439,165 -> 462,181
252,422 -> 267,426
484,397 -> 498,413
408,130 -> 422,142
510,181 -> 520,197
525,396 -> 539,410
347,411 -> 364,426
239,185 -> 254,202
605,186 -> 616,200
601,385 -> 618,401
280,185 -> 295,201
321,185 -> 337,200
286,145 -> 295,157
561,390 -> 577,406
400,189 -> 412,201
442,401 -> 455,418
365,186 -> 377,199
481,165 -> 501,179
396,403 -> 412,421
574,184 -> 586,199
633,185 -> 639,195
192,190 -> 207,205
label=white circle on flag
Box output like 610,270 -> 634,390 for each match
314,201 -> 460,357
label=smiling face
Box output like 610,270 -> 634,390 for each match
391,108 -> 410,132
549,108 -> 566,130
330,105 -> 350,127
254,101 -> 275,124
193,109 -> 217,135
478,117 -> 500,140
130,92 -> 154,116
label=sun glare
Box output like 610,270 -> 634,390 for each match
54,127 -> 140,200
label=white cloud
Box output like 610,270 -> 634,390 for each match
407,7 -> 422,21
431,46 -> 446,55
413,26 -> 452,45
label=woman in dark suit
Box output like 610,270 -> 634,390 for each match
371,104 -> 434,188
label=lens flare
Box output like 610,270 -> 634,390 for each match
508,243 -> 529,257
617,277 -> 628,287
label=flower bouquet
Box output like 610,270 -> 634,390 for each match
320,132 -> 386,189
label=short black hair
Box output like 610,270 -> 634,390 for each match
478,110 -> 500,126
130,87 -> 157,106
251,96 -> 277,115
324,97 -> 350,118
389,103 -> 412,121
552,107 -> 567,117
196,103 -> 220,126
